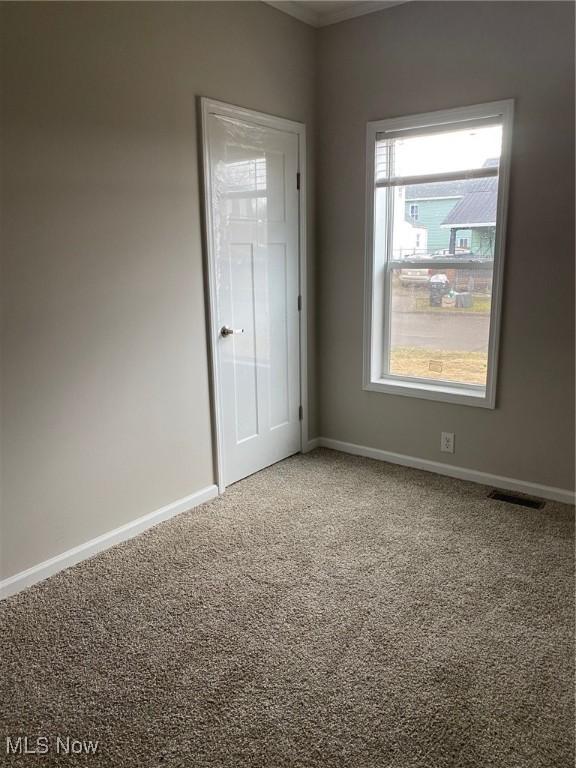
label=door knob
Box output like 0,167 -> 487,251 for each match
220,325 -> 244,337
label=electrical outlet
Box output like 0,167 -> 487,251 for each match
441,432 -> 455,453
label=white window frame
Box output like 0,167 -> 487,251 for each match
363,100 -> 514,408
409,203 -> 419,221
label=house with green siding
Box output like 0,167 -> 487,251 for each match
441,175 -> 497,259
404,180 -> 472,253
404,159 -> 498,257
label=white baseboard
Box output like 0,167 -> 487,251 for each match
0,484 -> 218,601
3,441 -> 572,601
318,438 -> 575,505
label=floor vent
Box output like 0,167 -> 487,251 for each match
488,489 -> 545,510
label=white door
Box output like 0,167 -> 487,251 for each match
202,100 -> 303,488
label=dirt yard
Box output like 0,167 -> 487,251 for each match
389,347 -> 488,385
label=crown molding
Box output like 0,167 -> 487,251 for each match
265,1 -> 409,28
265,0 -> 320,25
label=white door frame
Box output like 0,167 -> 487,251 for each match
199,97 -> 308,494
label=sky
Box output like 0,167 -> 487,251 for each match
381,125 -> 503,178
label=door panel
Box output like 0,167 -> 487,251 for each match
268,243 -> 289,429
228,243 -> 258,443
205,108 -> 301,487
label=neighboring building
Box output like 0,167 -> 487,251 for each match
405,180 -> 472,254
441,175 -> 497,259
377,185 -> 428,258
395,216 -> 428,257
394,184 -> 428,257
405,159 -> 498,257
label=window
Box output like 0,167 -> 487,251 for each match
364,101 -> 513,407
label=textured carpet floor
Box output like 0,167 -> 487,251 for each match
1,449 -> 574,768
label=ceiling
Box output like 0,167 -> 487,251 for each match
265,0 -> 409,27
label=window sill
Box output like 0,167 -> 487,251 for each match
363,376 -> 495,408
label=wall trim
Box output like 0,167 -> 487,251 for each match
265,1 -> 409,28
303,437 -> 321,453
318,438 -> 575,505
3,439 -> 571,600
0,484 -> 219,601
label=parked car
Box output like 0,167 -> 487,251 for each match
399,267 -> 431,285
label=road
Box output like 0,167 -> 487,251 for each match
390,293 -> 490,351
391,311 -> 490,351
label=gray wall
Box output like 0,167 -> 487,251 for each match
317,1 -> 575,492
0,1 -> 316,579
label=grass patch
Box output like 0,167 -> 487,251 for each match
390,347 -> 488,386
